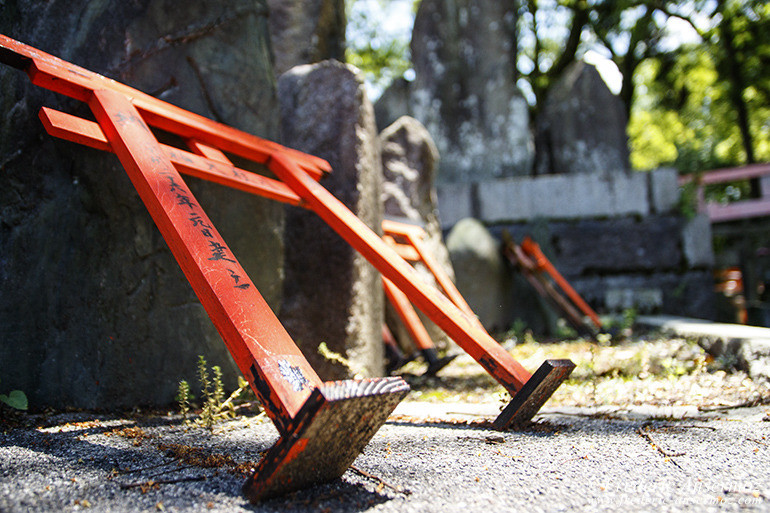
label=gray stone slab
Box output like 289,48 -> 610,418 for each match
278,61 -> 384,380
649,168 -> 681,214
535,61 -> 630,176
436,183 -> 473,227
682,214 -> 715,268
474,173 -> 650,223
445,218 -> 513,331
380,116 -> 454,350
409,0 -> 533,182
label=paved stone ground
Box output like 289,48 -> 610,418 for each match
1,401 -> 769,513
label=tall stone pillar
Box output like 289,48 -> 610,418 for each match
278,60 -> 384,379
377,0 -> 533,183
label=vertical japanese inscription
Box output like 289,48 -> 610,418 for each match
156,167 -> 249,290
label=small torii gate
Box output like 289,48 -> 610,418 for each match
0,35 -> 575,501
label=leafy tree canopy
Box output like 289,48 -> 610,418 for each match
345,0 -> 769,173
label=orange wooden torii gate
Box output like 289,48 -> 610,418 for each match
0,34 -> 575,500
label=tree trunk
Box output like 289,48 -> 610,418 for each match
718,7 -> 755,164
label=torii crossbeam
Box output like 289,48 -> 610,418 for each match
0,34 -> 575,499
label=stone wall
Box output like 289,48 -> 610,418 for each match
440,168 -> 717,333
437,168 -> 679,227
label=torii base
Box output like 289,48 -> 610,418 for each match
243,377 -> 409,502
494,359 -> 576,431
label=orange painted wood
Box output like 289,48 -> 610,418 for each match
186,139 -> 233,164
382,277 -> 434,351
268,153 -> 532,392
38,107 -> 304,207
521,237 -> 602,329
0,34 -> 329,180
38,106 -> 112,151
88,88 -> 322,432
512,243 -> 590,334
408,232 -> 478,321
383,235 -> 421,261
383,220 -> 482,328
381,323 -> 400,352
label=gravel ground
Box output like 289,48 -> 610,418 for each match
3,335 -> 769,512
2,402 -> 769,512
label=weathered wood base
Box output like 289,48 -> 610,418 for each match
494,359 -> 576,431
243,377 -> 409,502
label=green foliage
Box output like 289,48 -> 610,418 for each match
626,1 -> 770,172
178,356 -> 254,432
628,39 -> 769,173
196,355 -> 210,407
621,308 -> 638,332
176,380 -> 192,419
0,389 -> 28,411
0,379 -> 27,411
676,181 -> 699,220
345,0 -> 417,96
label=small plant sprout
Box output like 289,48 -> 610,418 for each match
176,380 -> 192,419
0,379 -> 28,411
178,356 -> 257,432
317,341 -> 367,378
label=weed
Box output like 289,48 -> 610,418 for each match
318,342 -> 366,378
176,380 -> 192,420
677,181 -> 699,220
0,379 -> 27,411
177,356 -> 254,432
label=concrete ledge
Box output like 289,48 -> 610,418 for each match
479,173 -> 650,222
437,172 -> 652,226
436,182 -> 473,227
636,315 -> 770,382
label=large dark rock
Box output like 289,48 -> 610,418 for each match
0,0 -> 282,409
377,0 -> 533,184
535,60 -> 630,176
266,0 -> 346,75
278,60 -> 384,380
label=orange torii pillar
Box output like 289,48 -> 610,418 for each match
0,34 -> 409,502
0,34 -> 574,440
